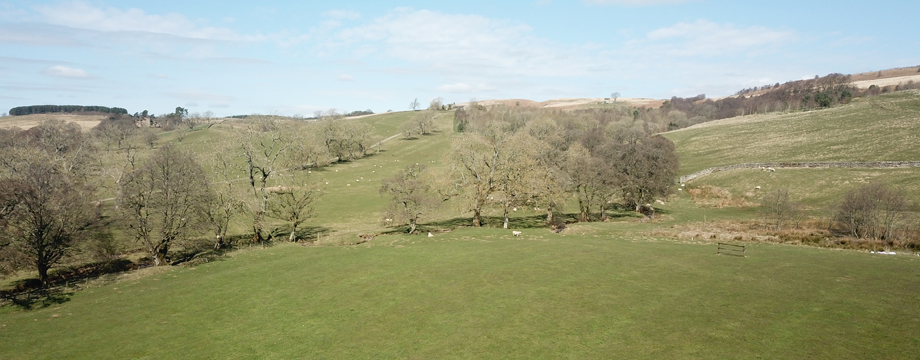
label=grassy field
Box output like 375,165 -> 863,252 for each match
2,230 -> 919,359
664,90 -> 920,175
3,100 -> 920,358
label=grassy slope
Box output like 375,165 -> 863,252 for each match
664,91 -> 920,175
2,233 -> 919,359
687,168 -> 920,208
3,105 -> 920,358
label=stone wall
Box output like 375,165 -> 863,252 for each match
679,161 -> 920,183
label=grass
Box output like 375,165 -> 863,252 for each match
4,96 -> 920,358
664,90 -> 920,175
680,167 -> 920,208
2,230 -> 919,359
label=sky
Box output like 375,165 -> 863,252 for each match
1,0 -> 918,117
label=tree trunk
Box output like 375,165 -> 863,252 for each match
38,262 -> 50,286
409,220 -> 417,234
473,209 -> 482,227
503,205 -> 510,229
289,225 -> 297,242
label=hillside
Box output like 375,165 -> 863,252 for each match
2,93 -> 920,359
0,113 -> 109,131
664,90 -> 920,175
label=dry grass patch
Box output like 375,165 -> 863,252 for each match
0,114 -> 108,131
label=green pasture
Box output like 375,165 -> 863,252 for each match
665,91 -> 920,175
2,229 -> 919,359
4,96 -> 920,359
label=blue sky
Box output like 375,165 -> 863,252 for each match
1,0 -> 918,117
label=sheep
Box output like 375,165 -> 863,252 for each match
512,231 -> 522,236
755,186 -> 761,190
767,167 -> 775,172
428,232 -> 434,238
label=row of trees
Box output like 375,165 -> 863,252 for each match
759,183 -> 916,247
8,105 -> 128,116
380,105 -> 680,233
1,113 -> 387,282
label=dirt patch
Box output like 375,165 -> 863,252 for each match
850,66 -> 920,82
0,114 -> 107,131
852,74 -> 920,89
686,185 -> 755,208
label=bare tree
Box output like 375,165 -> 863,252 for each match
1,160 -> 95,284
119,144 -> 210,265
607,135 -> 679,213
429,97 -> 444,110
835,183 -> 910,242
565,143 -> 614,222
0,121 -> 96,284
611,92 -> 620,103
202,144 -> 245,249
380,164 -> 439,234
410,98 -> 421,111
237,117 -> 291,243
267,175 -> 321,242
759,188 -> 804,230
447,135 -> 499,227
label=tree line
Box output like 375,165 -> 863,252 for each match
0,112 -> 392,284
8,105 -> 128,116
648,73 -> 920,131
380,105 -> 680,233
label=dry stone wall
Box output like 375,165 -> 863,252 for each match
679,161 -> 920,183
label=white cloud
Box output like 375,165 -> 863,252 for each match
165,90 -> 234,103
328,8 -> 602,79
436,82 -> 497,93
584,0 -> 692,5
637,20 -> 796,57
33,1 -> 253,41
338,74 -> 355,81
436,83 -> 472,92
323,10 -> 361,20
42,65 -> 90,78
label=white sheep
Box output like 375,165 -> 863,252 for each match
512,231 -> 522,236
428,232 -> 434,238
767,167 -> 775,172
755,186 -> 761,190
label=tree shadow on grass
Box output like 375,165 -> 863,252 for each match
0,258 -> 139,310
0,286 -> 73,310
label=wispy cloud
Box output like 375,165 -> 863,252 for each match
327,7 -> 605,83
42,65 -> 91,78
338,74 -> 355,81
634,20 -> 796,57
584,0 -> 693,5
33,1 -> 254,41
323,10 -> 361,20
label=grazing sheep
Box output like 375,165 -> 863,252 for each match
755,186 -> 761,190
428,232 -> 434,238
767,167 -> 775,172
512,231 -> 522,236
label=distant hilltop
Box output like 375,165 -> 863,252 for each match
8,105 -> 128,116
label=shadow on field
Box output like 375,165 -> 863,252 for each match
0,259 -> 139,310
0,286 -> 73,310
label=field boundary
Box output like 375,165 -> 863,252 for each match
680,161 -> 920,183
